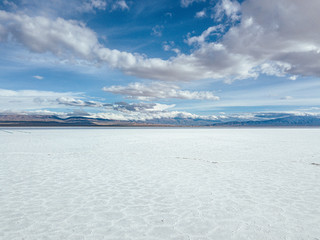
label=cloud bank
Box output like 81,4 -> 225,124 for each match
0,89 -> 81,111
103,82 -> 219,101
1,0 -> 320,82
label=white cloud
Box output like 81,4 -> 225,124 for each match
90,0 -> 107,10
83,0 -> 107,11
55,96 -> 177,113
259,62 -> 291,77
2,0 -> 320,82
33,75 -> 43,80
214,0 -> 241,22
81,0 -> 129,12
0,11 -> 99,58
103,82 -> 220,101
112,0 -> 129,10
151,25 -> 164,37
0,87 -> 217,122
111,102 -> 175,113
0,89 -> 77,98
162,41 -> 180,54
181,0 -> 206,8
186,25 -> 223,45
2,88 -> 319,123
220,0 -> 320,78
3,0 -> 17,9
0,109 -> 67,116
195,10 -> 206,18
90,110 -> 218,122
289,75 -> 298,81
0,10 -> 270,82
56,97 -> 103,107
163,44 -> 170,51
281,96 -> 293,100
0,11 -> 246,82
0,88 -> 81,111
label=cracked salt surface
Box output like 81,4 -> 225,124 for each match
0,128 -> 319,240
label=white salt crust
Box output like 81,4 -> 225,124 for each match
0,128 -> 319,240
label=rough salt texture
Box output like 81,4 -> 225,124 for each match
0,128 -> 319,240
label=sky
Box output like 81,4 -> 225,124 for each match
0,0 -> 320,121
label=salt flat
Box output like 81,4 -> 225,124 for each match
0,128 -> 319,240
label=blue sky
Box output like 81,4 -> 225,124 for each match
0,0 -> 320,121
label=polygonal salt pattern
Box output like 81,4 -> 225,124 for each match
0,128 -> 319,240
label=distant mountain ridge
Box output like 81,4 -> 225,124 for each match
0,113 -> 320,127
0,115 -> 165,127
212,115 -> 320,127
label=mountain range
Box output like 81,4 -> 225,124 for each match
1,113 -> 320,127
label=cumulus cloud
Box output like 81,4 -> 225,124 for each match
162,41 -> 180,54
195,10 -> 206,18
0,10 -> 270,82
1,0 -> 320,82
0,10 -> 206,81
220,0 -> 320,78
214,0 -> 241,22
103,82 -> 220,101
0,11 -> 99,58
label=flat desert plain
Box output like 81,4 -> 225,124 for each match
0,128 -> 319,240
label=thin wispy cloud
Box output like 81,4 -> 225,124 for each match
112,0 -> 129,11
181,0 -> 206,8
82,0 -> 107,12
2,0 -> 17,10
33,75 -> 44,80
151,25 -> 164,37
0,89 -> 81,111
186,25 -> 223,45
111,102 -> 175,113
56,97 -> 103,108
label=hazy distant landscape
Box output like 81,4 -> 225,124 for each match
1,113 -> 320,127
1,128 -> 319,239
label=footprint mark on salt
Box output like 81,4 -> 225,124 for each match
311,162 -> 320,166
